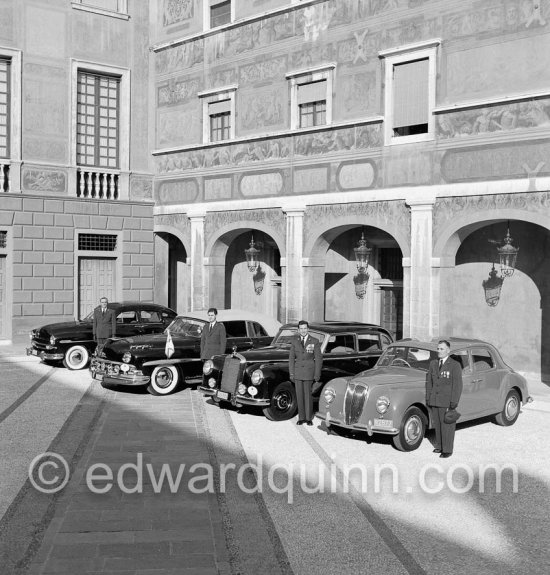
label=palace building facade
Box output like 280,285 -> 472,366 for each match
1,0 -> 549,382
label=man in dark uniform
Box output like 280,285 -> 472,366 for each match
200,307 -> 227,360
92,297 -> 116,352
289,320 -> 323,426
426,339 -> 463,458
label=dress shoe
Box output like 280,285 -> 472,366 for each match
433,448 -> 442,454
296,420 -> 305,425
306,421 -> 313,426
439,452 -> 452,458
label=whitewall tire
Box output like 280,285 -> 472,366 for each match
148,365 -> 180,395
63,345 -> 90,370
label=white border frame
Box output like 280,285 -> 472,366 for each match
203,0 -> 235,32
380,41 -> 439,146
287,64 -> 335,131
199,86 -> 237,144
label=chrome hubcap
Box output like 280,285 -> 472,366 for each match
274,391 -> 292,411
505,396 -> 519,420
155,369 -> 173,389
404,415 -> 422,444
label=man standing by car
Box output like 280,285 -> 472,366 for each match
200,307 -> 227,360
92,297 -> 116,352
426,339 -> 463,458
289,320 -> 323,426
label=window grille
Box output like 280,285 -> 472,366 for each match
77,71 -> 120,168
0,58 -> 10,158
0,231 -> 6,248
210,111 -> 231,142
78,233 -> 117,251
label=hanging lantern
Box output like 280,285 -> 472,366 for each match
244,234 -> 261,273
496,227 -> 519,278
253,266 -> 266,295
353,271 -> 369,299
354,232 -> 372,273
482,264 -> 504,307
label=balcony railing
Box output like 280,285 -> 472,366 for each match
77,167 -> 119,200
1,160 -> 10,192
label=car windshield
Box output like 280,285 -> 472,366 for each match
377,346 -> 438,371
165,317 -> 205,337
272,328 -> 325,347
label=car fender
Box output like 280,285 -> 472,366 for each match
143,357 -> 202,368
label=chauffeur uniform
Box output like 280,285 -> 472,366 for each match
425,356 -> 463,455
289,334 -> 323,423
200,321 -> 227,360
92,305 -> 116,347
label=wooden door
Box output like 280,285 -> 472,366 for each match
79,258 -> 116,319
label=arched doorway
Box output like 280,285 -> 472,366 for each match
208,229 -> 282,320
154,232 -> 189,313
322,226 -> 404,338
440,219 -> 549,381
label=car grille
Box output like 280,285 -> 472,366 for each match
92,359 -> 127,376
344,382 -> 369,425
220,356 -> 243,395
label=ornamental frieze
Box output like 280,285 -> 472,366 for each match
433,191 -> 550,237
204,208 -> 286,250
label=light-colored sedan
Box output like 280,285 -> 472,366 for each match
317,338 -> 532,451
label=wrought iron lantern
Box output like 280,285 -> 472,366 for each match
244,234 -> 261,273
489,222 -> 519,278
354,232 -> 372,273
482,264 -> 504,307
353,271 -> 369,300
252,266 -> 266,295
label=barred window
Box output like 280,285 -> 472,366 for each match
77,71 -> 120,168
0,58 -> 10,158
0,231 -> 6,248
78,233 -> 117,251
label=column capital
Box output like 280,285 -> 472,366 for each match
281,202 -> 306,216
405,192 -> 436,210
187,208 -> 207,221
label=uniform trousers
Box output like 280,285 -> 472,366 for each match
430,406 -> 456,454
295,379 -> 313,421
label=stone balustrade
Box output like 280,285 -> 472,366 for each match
76,167 -> 119,200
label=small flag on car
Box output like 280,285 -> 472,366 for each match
165,329 -> 174,359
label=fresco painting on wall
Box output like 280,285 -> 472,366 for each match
163,0 -> 194,27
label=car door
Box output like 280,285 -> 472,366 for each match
450,349 -> 476,417
323,333 -> 360,375
247,321 -> 273,348
114,309 -> 143,338
356,331 -> 384,370
139,309 -> 166,335
470,347 -> 499,415
224,320 -> 254,352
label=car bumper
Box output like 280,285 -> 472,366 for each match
90,359 -> 150,386
199,386 -> 271,406
316,410 -> 398,435
26,347 -> 64,361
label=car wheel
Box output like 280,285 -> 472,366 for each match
263,381 -> 297,421
392,406 -> 427,452
148,365 -> 180,396
494,389 -> 521,426
63,345 -> 90,370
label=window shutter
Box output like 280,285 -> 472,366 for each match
392,58 -> 429,129
297,80 -> 327,105
209,99 -> 231,115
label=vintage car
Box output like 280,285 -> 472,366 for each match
27,302 -> 177,370
317,338 -> 532,451
89,309 -> 281,395
200,322 -> 394,421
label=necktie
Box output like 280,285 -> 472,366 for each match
302,337 -> 306,347
209,323 -> 213,333
439,359 -> 443,370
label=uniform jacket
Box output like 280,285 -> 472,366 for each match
92,306 -> 116,341
425,356 -> 463,408
289,334 -> 323,382
200,321 -> 227,360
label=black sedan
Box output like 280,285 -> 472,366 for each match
27,302 -> 177,370
200,322 -> 394,421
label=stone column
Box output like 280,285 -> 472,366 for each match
283,207 -> 305,323
407,198 -> 435,340
153,233 -> 169,307
302,258 -> 325,322
189,213 -> 206,311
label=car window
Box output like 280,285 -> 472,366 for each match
325,334 -> 356,354
117,310 -> 138,324
166,317 -> 204,336
472,348 -> 495,372
249,322 -> 268,337
378,346 -> 438,370
380,333 -> 392,349
358,333 -> 381,352
225,321 -> 248,338
451,350 -> 471,374
141,310 -> 162,323
273,328 -> 324,346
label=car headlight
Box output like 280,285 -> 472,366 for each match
250,369 -> 264,385
203,360 -> 214,375
122,352 -> 132,364
208,378 -> 216,388
376,396 -> 390,414
49,335 -> 56,345
238,384 -> 247,395
248,386 -> 258,396
120,364 -> 130,373
324,387 -> 336,404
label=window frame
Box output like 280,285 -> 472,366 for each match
71,0 -> 129,20
0,47 -> 21,191
380,41 -> 439,146
198,85 -> 237,144
204,0 -> 234,31
287,64 -> 335,131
